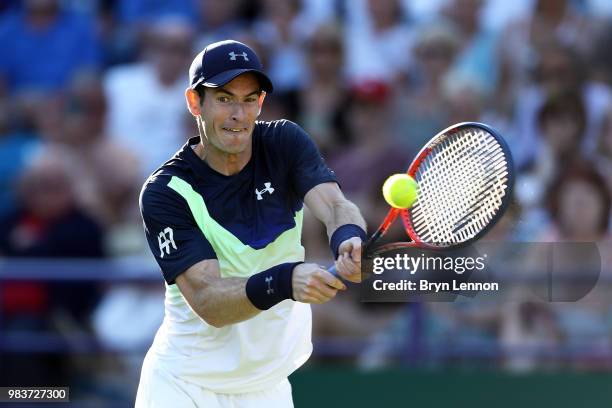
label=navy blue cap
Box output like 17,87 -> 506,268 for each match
189,40 -> 273,93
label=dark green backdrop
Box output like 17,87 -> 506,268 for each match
291,368 -> 612,408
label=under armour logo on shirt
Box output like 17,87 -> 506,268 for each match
255,182 -> 275,200
229,51 -> 249,61
265,276 -> 274,294
158,227 -> 177,258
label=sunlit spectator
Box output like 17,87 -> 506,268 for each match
0,148 -> 105,257
104,16 -> 194,177
252,0 -> 310,92
326,81 -> 406,234
343,0 -> 414,85
511,42 -> 611,168
0,147 -> 105,331
298,22 -> 349,155
115,0 -> 198,26
194,0 -> 248,49
0,98 -> 40,218
498,0 -> 601,99
542,162 -> 612,369
0,0 -> 101,95
593,107 -> 612,191
591,23 -> 612,85
440,0 -> 500,95
395,23 -> 460,154
59,74 -> 144,256
499,301 -> 562,372
520,91 -> 588,207
443,71 -> 489,125
545,162 -> 610,241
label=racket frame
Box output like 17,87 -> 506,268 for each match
365,121 -> 514,256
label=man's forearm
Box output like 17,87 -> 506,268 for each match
190,276 -> 260,328
325,199 -> 366,238
179,262 -> 297,328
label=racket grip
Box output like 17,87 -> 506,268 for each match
328,264 -> 346,281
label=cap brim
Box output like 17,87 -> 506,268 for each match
191,69 -> 273,93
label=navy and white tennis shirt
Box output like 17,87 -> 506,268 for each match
138,119 -> 337,393
140,119 -> 337,284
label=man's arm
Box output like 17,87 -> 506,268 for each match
176,259 -> 346,328
175,259 -> 259,328
304,182 -> 366,282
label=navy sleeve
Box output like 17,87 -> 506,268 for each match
282,121 -> 338,198
140,176 -> 217,284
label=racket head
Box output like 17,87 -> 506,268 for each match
400,121 -> 514,248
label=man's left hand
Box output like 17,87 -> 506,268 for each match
335,237 -> 362,283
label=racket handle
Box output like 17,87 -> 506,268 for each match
328,264 -> 339,278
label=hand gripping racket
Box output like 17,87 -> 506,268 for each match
331,122 -> 514,277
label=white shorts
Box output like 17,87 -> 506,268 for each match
135,358 -> 294,408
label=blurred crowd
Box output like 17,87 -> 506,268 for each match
0,0 -> 612,398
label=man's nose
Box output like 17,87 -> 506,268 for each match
231,103 -> 245,122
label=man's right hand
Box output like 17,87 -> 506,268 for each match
292,263 -> 347,304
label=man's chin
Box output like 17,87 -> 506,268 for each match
221,142 -> 249,155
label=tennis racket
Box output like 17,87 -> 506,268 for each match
331,121 -> 514,277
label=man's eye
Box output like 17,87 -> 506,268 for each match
217,96 -> 230,103
245,98 -> 257,103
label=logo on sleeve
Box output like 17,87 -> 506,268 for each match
265,276 -> 274,294
158,227 -> 177,258
255,182 -> 275,200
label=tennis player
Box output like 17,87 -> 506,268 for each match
135,40 -> 366,407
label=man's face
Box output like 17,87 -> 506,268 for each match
199,73 -> 263,156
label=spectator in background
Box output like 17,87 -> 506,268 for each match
0,0 -> 101,95
59,74 -> 144,256
539,161 -> 610,326
0,148 -> 104,258
594,107 -> 612,191
252,0 -> 310,93
544,162 -> 610,242
0,98 -> 40,218
0,147 -> 105,329
542,163 -> 612,369
0,146 -> 105,389
343,0 -> 414,85
303,81 -> 405,261
518,91 -> 587,209
104,16 -> 194,178
194,0 -> 248,49
298,22 -> 349,155
443,71 -> 489,125
395,23 -> 459,154
511,42 -> 611,168
591,22 -> 612,85
498,0 -> 599,103
440,0 -> 499,96
499,301 -> 561,372
307,81 -> 408,345
115,0 -> 198,27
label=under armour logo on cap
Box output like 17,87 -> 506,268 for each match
188,39 -> 273,92
229,51 -> 249,61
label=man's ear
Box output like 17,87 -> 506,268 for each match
185,88 -> 202,116
257,91 -> 266,116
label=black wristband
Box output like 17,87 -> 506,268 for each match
246,262 -> 302,310
329,224 -> 367,259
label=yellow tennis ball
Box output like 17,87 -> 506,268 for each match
382,174 -> 418,209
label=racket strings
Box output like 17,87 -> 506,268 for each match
413,132 -> 483,240
408,127 -> 510,245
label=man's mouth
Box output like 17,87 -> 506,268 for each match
222,127 -> 246,133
